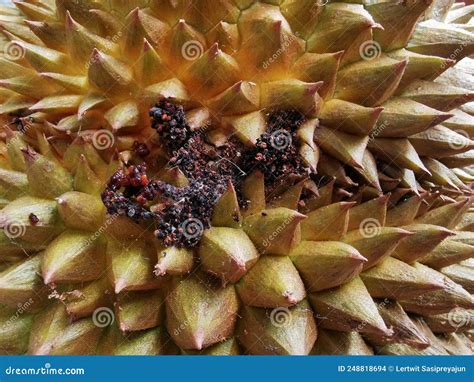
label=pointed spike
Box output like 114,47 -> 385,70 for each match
307,3 -> 380,55
138,39 -> 171,85
365,300 -> 430,350
25,20 -> 66,51
343,227 -> 414,270
388,49 -> 455,93
88,49 -> 134,94
309,277 -> 393,337
386,195 -> 424,227
290,240 -> 366,292
243,208 -> 306,256
366,0 -> 433,51
42,231 -> 106,284
416,198 -> 471,228
64,278 -> 112,321
237,301 -> 317,355
0,255 -> 47,311
0,196 -> 62,245
12,40 -> 69,73
269,179 -> 306,210
166,274 -> 239,350
408,20 -> 474,60
184,43 -> 240,99
334,57 -> 407,107
155,246 -> 193,277
199,227 -> 259,285
440,263 -> 474,293
319,99 -> 383,136
236,256 -> 305,308
28,304 -> 101,355
207,81 -> 260,116
104,101 -> 140,133
14,1 -> 55,22
347,194 -> 389,232
260,80 -> 323,116
107,238 -> 164,293
222,111 -> 266,148
400,263 -> 474,315
116,290 -> 164,332
57,191 -> 105,231
121,8 -> 168,58
73,155 -> 105,196
368,138 -> 431,175
315,126 -> 369,170
391,223 -> 455,263
40,72 -> 87,93
301,202 -> 355,241
401,80 -> 474,111
375,98 -> 454,138
211,181 -> 242,228
206,21 -> 239,55
361,256 -> 444,300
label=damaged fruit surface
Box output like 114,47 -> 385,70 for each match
0,0 -> 472,357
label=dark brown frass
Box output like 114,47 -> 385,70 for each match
101,100 -> 311,247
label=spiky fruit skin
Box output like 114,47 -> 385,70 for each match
0,0 -> 473,356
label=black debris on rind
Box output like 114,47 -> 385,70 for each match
102,100 -> 311,248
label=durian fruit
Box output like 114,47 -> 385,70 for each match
0,0 -> 472,356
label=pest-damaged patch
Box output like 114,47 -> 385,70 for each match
102,100 -> 311,247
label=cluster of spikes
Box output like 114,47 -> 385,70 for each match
0,0 -> 472,355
